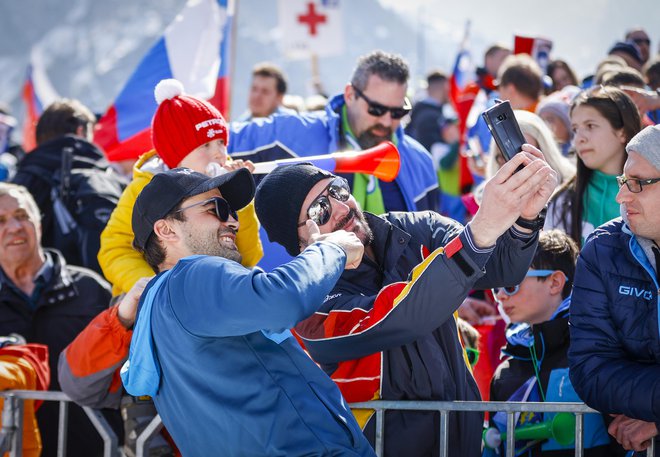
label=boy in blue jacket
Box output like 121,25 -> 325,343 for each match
487,230 -> 612,456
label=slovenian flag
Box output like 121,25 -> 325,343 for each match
21,48 -> 59,152
95,0 -> 234,162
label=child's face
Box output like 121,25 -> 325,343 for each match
494,271 -> 559,325
571,105 -> 627,175
178,139 -> 228,173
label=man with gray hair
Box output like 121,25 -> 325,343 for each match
229,50 -> 439,269
0,182 -> 116,456
569,125 -> 660,453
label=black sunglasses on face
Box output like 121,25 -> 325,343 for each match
617,175 -> 660,193
353,86 -> 411,120
632,38 -> 650,46
297,177 -> 351,227
176,196 -> 238,222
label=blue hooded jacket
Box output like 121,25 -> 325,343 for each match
121,242 -> 375,457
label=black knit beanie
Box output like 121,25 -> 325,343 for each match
255,163 -> 334,256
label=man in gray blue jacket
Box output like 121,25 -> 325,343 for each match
120,167 -> 375,456
255,144 -> 558,456
229,50 -> 440,270
569,125 -> 660,454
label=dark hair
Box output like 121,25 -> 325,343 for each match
35,98 -> 96,145
132,204 -> 185,273
252,62 -> 287,95
426,70 -> 448,86
547,59 -> 579,91
485,44 -> 510,60
602,67 -> 646,88
557,86 -> 642,245
498,54 -> 543,101
351,50 -> 409,91
531,230 -> 579,298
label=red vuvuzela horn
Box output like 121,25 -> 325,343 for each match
252,141 -> 401,182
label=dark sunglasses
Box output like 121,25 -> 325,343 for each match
176,196 -> 237,222
353,86 -> 411,120
632,38 -> 650,46
297,177 -> 351,227
493,270 -> 567,296
616,175 -> 660,193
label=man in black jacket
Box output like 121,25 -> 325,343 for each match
12,99 -> 125,274
255,145 -> 557,456
0,182 -> 119,457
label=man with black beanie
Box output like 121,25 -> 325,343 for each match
255,144 -> 558,456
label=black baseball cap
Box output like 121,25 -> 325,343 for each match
132,167 -> 255,250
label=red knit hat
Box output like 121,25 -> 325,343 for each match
151,79 -> 229,168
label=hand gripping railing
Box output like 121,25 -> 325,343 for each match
0,390 -> 119,457
348,400 -> 656,457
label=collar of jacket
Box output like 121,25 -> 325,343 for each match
21,134 -> 108,170
0,249 -> 77,308
502,316 -> 569,361
340,212 -> 412,283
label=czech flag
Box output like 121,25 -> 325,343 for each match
95,0 -> 234,162
21,48 -> 59,152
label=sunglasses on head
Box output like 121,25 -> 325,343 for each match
353,86 -> 412,120
616,174 -> 660,193
297,177 -> 351,227
176,196 -> 238,222
493,270 -> 567,296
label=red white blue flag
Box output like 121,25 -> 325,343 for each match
95,0 -> 234,162
21,48 -> 59,152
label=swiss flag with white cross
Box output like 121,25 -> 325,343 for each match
278,0 -> 344,59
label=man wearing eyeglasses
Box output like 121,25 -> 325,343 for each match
119,167 -> 376,456
229,50 -> 439,270
255,146 -> 558,456
569,125 -> 660,454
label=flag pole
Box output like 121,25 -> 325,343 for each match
227,0 -> 238,120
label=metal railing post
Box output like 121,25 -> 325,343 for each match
374,409 -> 384,457
439,410 -> 449,457
574,413 -> 583,457
57,400 -> 68,457
648,438 -> 655,457
136,414 -> 165,457
506,411 -> 515,457
82,407 -> 119,457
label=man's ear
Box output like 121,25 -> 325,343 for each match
153,219 -> 179,243
549,271 -> 567,296
344,83 -> 356,105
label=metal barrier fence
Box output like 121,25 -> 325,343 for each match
0,392 -> 656,457
0,390 -> 118,457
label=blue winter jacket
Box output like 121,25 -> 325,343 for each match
229,94 -> 440,270
121,243 -> 375,457
569,218 -> 660,430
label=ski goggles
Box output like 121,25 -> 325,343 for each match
297,177 -> 351,227
176,196 -> 238,223
493,270 -> 567,296
353,86 -> 412,120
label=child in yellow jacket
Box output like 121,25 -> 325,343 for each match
98,79 -> 262,295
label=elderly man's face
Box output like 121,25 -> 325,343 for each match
297,177 -> 372,251
616,151 -> 660,244
344,75 -> 408,149
0,193 -> 42,269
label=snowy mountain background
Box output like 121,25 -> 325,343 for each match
0,0 -> 658,131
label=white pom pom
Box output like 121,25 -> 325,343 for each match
154,79 -> 184,105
